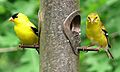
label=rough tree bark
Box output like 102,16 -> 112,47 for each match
39,0 -> 80,72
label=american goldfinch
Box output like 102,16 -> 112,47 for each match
86,13 -> 113,59
9,13 -> 39,52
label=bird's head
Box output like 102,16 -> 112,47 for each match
87,12 -> 100,24
9,13 -> 29,24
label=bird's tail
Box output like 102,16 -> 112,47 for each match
105,49 -> 114,59
36,48 -> 39,54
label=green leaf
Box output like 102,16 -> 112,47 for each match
14,50 -> 39,72
0,5 -> 6,14
86,56 -> 112,72
0,32 -> 19,47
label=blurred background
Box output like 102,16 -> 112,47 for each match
0,0 -> 120,72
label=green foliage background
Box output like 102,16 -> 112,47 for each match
0,0 -> 120,72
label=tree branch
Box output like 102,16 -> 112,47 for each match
77,46 -> 99,51
19,44 -> 39,49
0,44 -> 39,53
0,47 -> 21,53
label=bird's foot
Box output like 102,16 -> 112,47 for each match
82,46 -> 88,52
97,47 -> 100,52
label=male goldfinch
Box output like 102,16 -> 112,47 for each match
9,13 -> 38,52
86,13 -> 113,59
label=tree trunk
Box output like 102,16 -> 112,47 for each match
39,0 -> 80,72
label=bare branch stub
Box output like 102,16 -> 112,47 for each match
19,44 -> 39,49
77,46 -> 99,52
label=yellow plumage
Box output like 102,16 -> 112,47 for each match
9,13 -> 38,45
86,13 -> 113,59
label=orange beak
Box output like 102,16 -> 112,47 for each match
9,17 -> 14,22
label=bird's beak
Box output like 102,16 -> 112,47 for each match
91,18 -> 94,23
9,17 -> 14,22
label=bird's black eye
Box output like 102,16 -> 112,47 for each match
95,17 -> 98,20
12,13 -> 18,19
88,17 -> 90,20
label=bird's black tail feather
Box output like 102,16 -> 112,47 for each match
105,49 -> 114,59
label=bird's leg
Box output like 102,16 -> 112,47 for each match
89,42 -> 100,52
82,46 -> 88,52
89,42 -> 96,47
81,42 -> 95,52
98,46 -> 102,52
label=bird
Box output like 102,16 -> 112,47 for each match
9,13 -> 39,53
86,12 -> 114,59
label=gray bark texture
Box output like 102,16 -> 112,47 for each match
39,0 -> 80,72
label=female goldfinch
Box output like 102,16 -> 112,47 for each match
86,13 -> 113,59
9,13 -> 38,51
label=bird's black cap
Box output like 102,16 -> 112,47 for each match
12,13 -> 19,19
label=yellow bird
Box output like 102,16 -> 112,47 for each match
86,12 -> 113,59
9,13 -> 38,52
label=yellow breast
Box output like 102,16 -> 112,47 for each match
86,23 -> 107,48
14,24 -> 38,45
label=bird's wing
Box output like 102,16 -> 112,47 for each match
101,22 -> 111,48
28,22 -> 38,36
31,27 -> 38,36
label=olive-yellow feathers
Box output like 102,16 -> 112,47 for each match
86,13 -> 113,59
